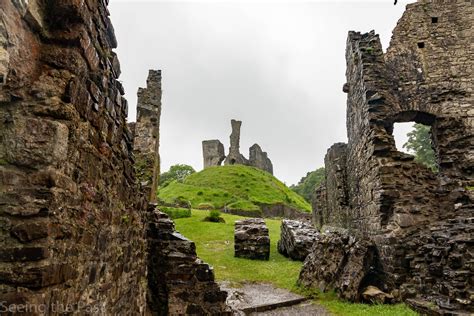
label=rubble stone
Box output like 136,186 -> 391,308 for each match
234,218 -> 270,260
298,229 -> 386,302
277,219 -> 320,261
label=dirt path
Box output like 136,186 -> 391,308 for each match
220,282 -> 330,315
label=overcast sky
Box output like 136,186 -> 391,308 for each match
109,0 -> 415,185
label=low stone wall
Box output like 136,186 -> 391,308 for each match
259,203 -> 312,221
147,208 -> 229,315
277,220 -> 320,261
298,228 -> 389,302
234,218 -> 270,260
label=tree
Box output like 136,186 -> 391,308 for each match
160,164 -> 196,188
403,123 -> 438,172
290,167 -> 325,203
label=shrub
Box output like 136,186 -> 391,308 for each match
204,210 -> 225,223
161,207 -> 191,219
197,191 -> 204,196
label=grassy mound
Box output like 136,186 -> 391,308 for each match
158,165 -> 311,214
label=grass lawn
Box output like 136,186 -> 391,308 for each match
175,210 -> 302,290
159,165 -> 311,213
174,210 -> 418,316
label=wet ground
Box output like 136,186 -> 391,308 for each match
220,282 -> 330,315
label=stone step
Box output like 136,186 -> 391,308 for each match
241,297 -> 307,314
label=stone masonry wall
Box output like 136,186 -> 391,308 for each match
249,143 -> 273,175
133,69 -> 162,202
202,139 -> 225,169
0,0 -> 147,314
310,1 -> 473,312
147,208 -> 229,315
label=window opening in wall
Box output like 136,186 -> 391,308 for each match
431,17 -> 438,23
417,42 -> 425,48
0,74 -> 4,84
393,122 -> 438,172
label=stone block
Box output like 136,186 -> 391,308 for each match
234,218 -> 270,260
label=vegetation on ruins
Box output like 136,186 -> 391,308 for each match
403,123 -> 438,172
158,165 -> 311,213
175,210 -> 417,316
290,167 -> 325,202
159,163 -> 196,188
160,206 -> 192,219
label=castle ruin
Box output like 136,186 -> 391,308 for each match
203,119 -> 274,174
300,2 -> 473,314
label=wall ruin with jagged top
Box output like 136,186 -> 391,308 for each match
304,1 -> 473,313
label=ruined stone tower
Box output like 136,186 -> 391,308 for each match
132,69 -> 162,202
301,1 -> 473,313
224,119 -> 249,166
203,119 -> 274,174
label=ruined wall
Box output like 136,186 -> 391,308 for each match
309,1 -> 473,312
249,144 -> 273,175
224,119 -> 248,166
202,139 -> 225,168
133,69 -> 162,202
206,119 -> 274,174
0,0 -> 147,313
147,209 -> 229,315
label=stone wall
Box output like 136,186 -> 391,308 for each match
277,219 -> 320,261
202,140 -> 225,168
0,0 -> 147,313
234,218 -> 270,260
249,144 -> 273,175
309,1 -> 473,312
147,208 -> 229,315
133,69 -> 162,202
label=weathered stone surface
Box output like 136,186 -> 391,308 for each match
298,228 -> 386,302
0,1 -> 147,313
234,218 -> 270,260
203,139 -> 225,168
147,208 -> 229,315
308,1 -> 473,313
133,69 -> 162,202
224,119 -> 249,166
277,219 -> 320,261
249,143 -> 273,175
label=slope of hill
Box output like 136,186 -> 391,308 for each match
158,165 -> 311,216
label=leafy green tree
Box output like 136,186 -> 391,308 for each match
160,164 -> 196,188
290,167 -> 325,203
403,123 -> 438,172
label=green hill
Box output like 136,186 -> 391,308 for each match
158,165 -> 311,215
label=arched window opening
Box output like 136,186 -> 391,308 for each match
393,121 -> 438,173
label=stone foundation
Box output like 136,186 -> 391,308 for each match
234,218 -> 270,260
277,219 -> 320,261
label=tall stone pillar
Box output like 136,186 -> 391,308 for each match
224,119 -> 248,165
134,70 -> 162,202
